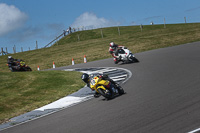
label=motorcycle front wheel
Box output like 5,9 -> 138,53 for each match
98,88 -> 113,99
24,66 -> 32,71
130,56 -> 139,63
116,85 -> 125,95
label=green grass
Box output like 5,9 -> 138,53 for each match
0,71 -> 85,124
1,23 -> 200,124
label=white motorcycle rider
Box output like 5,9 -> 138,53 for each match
109,42 -> 139,64
116,47 -> 139,64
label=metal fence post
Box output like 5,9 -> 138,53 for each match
140,24 -> 143,32
13,45 -> 16,53
77,34 -> 80,41
1,47 -> 3,56
118,27 -> 121,36
184,17 -> 187,24
36,41 -> 38,49
101,29 -> 104,38
164,18 -> 166,28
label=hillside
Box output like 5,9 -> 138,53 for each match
1,23 -> 200,72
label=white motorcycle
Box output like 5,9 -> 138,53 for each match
115,47 -> 139,64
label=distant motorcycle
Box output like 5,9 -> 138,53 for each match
89,73 -> 124,100
116,47 -> 139,64
8,60 -> 32,72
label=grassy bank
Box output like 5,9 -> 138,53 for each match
0,71 -> 85,124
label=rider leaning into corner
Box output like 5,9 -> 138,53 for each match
7,56 -> 21,71
81,73 -> 118,98
109,42 -> 125,64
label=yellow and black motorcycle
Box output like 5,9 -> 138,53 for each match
7,60 -> 32,72
89,74 -> 124,99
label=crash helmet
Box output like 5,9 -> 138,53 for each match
81,73 -> 90,83
8,56 -> 12,59
109,42 -> 115,47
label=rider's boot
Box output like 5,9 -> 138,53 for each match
114,58 -> 119,64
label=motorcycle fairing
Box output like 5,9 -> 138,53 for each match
90,76 -> 110,92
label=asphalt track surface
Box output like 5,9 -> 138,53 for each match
1,42 -> 200,133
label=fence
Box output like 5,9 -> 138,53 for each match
0,47 -> 9,56
1,43 -> 38,56
0,32 -> 66,56
0,26 -> 91,55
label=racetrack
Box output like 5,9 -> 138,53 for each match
1,42 -> 200,133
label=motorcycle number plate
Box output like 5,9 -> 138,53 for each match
91,79 -> 96,86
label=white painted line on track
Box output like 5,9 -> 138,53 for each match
91,68 -> 117,73
188,128 -> 200,133
80,68 -> 117,74
112,78 -> 126,81
36,95 -> 93,111
110,74 -> 127,79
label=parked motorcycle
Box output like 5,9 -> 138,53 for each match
8,60 -> 32,72
89,74 -> 124,100
115,47 -> 139,64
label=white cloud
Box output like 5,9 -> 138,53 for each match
71,12 -> 120,29
0,3 -> 28,36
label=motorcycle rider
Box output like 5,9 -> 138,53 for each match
7,56 -> 23,71
81,73 -> 118,98
109,42 -> 124,64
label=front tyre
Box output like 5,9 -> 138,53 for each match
24,66 -> 32,71
116,85 -> 125,95
26,66 -> 32,71
130,56 -> 139,63
98,88 -> 113,99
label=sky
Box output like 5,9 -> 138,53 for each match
0,0 -> 200,53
